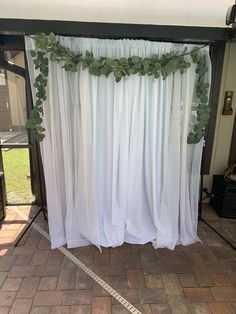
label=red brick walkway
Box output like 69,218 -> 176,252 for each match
0,205 -> 236,313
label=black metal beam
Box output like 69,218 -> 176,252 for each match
203,42 -> 226,174
0,35 -> 25,51
0,18 -> 231,43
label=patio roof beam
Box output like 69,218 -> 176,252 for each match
0,18 -> 232,43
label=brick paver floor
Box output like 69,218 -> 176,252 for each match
0,204 -> 236,313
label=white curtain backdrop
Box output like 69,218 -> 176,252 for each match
25,36 -> 211,250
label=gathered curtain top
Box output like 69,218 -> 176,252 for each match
25,34 -> 211,143
58,36 -> 209,59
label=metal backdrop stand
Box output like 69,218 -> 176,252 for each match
198,145 -> 236,251
15,145 -> 47,246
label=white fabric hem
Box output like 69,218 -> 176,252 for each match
50,236 -> 67,249
67,238 -> 92,248
152,237 -> 179,250
181,236 -> 202,246
124,236 -> 155,245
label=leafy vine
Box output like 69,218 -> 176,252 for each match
26,33 -> 210,143
188,50 -> 210,144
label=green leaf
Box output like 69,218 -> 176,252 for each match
35,34 -> 49,50
154,72 -> 160,79
132,56 -> 141,63
31,50 -> 36,57
49,32 -> 56,43
191,50 -> 200,63
34,132 -> 45,142
85,51 -> 91,57
37,126 -> 45,132
197,113 -> 210,122
120,57 -> 127,64
187,133 -> 196,144
128,67 -> 138,75
35,106 -> 43,113
200,96 -> 208,104
134,62 -> 142,69
35,116 -> 43,124
105,58 -> 113,65
36,99 -> 43,106
143,61 -> 150,72
25,120 -> 34,128
198,104 -> 208,109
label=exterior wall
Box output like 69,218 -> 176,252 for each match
0,0 -> 233,27
204,43 -> 236,191
7,52 -> 26,128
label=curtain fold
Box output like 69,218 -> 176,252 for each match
25,36 -> 211,250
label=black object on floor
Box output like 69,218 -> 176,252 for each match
210,175 -> 236,219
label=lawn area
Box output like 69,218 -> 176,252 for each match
2,148 -> 34,203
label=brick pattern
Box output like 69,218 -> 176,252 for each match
1,278 -> 22,291
0,204 -> 236,313
10,298 -> 32,314
17,277 -> 40,298
208,302 -> 232,314
38,277 -> 58,291
34,291 -> 64,306
91,297 -> 111,314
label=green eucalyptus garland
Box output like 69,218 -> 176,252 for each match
26,33 -> 210,143
188,50 -> 210,144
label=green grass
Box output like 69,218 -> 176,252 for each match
2,148 -> 34,203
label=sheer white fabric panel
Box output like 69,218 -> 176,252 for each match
25,36 -> 211,250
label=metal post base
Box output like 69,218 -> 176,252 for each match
14,207 -> 47,247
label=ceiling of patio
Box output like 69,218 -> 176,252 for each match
0,0 -> 233,27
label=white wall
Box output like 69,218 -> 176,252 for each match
0,0 -> 233,27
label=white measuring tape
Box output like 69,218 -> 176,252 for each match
14,207 -> 142,314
